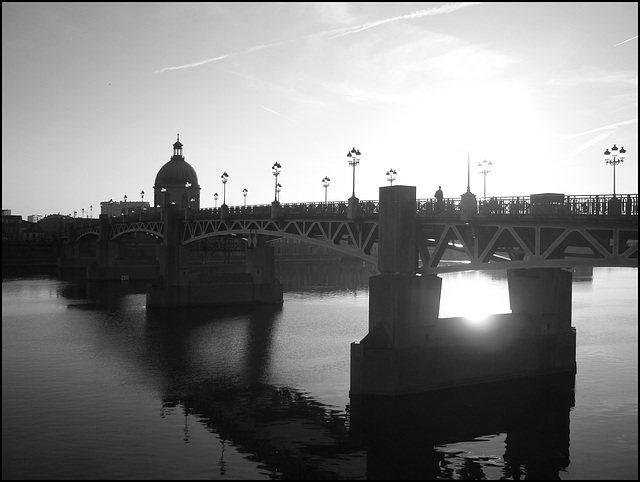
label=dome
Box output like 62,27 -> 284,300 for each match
154,157 -> 199,188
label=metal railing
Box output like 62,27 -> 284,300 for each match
95,193 -> 639,224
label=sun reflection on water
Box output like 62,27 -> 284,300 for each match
438,270 -> 512,321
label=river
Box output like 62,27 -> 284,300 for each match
2,263 -> 637,479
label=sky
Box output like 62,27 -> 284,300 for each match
2,2 -> 638,219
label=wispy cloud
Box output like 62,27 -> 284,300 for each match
558,118 -> 637,140
259,105 -> 299,124
547,67 -> 637,88
155,42 -> 287,73
614,35 -> 638,47
559,118 -> 637,164
566,132 -> 612,163
328,2 -> 482,39
155,2 -> 481,73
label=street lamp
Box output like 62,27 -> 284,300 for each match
276,183 -> 282,202
347,147 -> 361,198
272,162 -> 282,202
243,188 -> 248,206
478,159 -> 492,198
214,193 -> 218,208
604,144 -> 626,198
322,176 -> 330,203
185,182 -> 191,209
386,168 -> 397,186
123,195 -> 127,216
141,190 -> 144,204
90,205 -> 93,218
161,187 -> 167,207
221,172 -> 229,205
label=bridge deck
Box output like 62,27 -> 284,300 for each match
70,193 -> 638,273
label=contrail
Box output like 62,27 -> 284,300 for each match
156,42 -> 287,73
259,105 -> 299,124
614,35 -> 638,47
328,2 -> 482,39
155,2 -> 481,73
566,132 -> 612,163
558,119 -> 637,140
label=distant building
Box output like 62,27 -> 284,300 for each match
28,215 -> 43,223
153,135 -> 201,210
22,223 -> 45,242
2,214 -> 22,241
100,200 -> 150,217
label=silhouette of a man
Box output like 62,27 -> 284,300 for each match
434,186 -> 444,213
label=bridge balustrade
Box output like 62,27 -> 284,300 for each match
80,192 -> 638,239
171,193 -> 640,220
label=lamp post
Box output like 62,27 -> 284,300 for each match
478,159 -> 492,198
123,195 -> 127,216
276,183 -> 282,202
604,144 -> 626,198
386,168 -> 397,186
161,187 -> 167,206
141,190 -> 144,204
322,176 -> 330,203
243,188 -> 248,207
220,172 -> 229,206
214,193 -> 218,208
272,162 -> 281,202
347,147 -> 361,198
90,205 -> 93,218
185,182 -> 191,209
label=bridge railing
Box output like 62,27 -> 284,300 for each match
97,193 -> 638,225
469,194 -> 638,216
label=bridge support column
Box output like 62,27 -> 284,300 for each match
507,268 -> 576,373
460,190 -> 477,222
158,203 -> 189,287
608,197 -> 621,215
147,204 -> 283,308
245,243 -> 283,304
350,186 -> 577,398
347,195 -> 360,219
351,186 -> 443,395
86,214 -> 120,280
271,200 -> 281,219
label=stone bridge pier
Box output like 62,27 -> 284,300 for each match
146,204 -> 283,308
350,186 -> 576,397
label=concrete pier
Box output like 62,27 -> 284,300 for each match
350,185 -> 576,397
146,204 -> 283,308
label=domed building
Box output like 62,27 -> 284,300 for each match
153,135 -> 201,210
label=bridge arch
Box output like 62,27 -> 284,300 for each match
183,224 -> 378,264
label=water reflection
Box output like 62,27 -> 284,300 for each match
4,263 -> 582,479
153,374 -> 574,479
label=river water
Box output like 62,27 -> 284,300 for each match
2,263 -> 637,480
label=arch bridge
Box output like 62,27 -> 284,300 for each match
72,192 -> 638,273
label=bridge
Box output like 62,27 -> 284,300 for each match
71,191 -> 638,274
63,186 -> 638,397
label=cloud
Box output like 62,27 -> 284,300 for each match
259,105 -> 299,124
566,132 -> 612,163
558,119 -> 637,140
155,2 -> 482,74
328,2 -> 482,40
547,67 -> 637,88
614,35 -> 638,47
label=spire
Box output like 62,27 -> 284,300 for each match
466,151 -> 471,193
172,134 -> 183,158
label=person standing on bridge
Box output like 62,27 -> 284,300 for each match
434,186 -> 444,213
